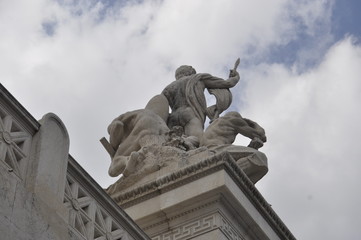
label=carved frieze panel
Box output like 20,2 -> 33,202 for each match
64,175 -> 130,240
219,214 -> 245,240
151,212 -> 244,240
0,110 -> 31,179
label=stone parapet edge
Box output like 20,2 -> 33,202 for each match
0,83 -> 40,134
0,83 -> 149,239
113,152 -> 296,240
67,155 -> 151,240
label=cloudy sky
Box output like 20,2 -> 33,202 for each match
1,0 -> 361,239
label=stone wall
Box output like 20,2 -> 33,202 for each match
0,84 -> 149,240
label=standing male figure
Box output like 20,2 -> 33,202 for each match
161,65 -> 240,142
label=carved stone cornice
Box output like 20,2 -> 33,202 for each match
110,152 -> 227,206
111,152 -> 296,240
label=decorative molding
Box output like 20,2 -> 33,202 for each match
66,156 -> 150,240
0,84 -> 148,240
111,153 -> 226,206
112,152 -> 296,240
219,214 -> 245,240
151,213 -> 217,240
143,199 -> 220,232
221,157 -> 297,240
0,84 -> 38,181
143,196 -> 246,240
150,212 -> 245,240
0,110 -> 31,179
64,174 -> 129,240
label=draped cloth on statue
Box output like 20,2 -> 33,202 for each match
185,74 -> 233,124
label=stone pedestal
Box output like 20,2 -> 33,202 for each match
111,153 -> 295,240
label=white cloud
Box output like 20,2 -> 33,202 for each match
244,37 -> 361,239
1,0 -> 359,239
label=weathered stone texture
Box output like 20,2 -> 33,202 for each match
0,163 -> 68,240
114,153 -> 296,240
0,84 -> 149,240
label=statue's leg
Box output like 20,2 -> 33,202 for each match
123,151 -> 145,177
184,118 -> 204,143
116,136 -> 141,157
108,120 -> 124,149
145,94 -> 169,123
108,155 -> 127,177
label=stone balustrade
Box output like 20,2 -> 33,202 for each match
64,155 -> 149,240
0,83 -> 149,240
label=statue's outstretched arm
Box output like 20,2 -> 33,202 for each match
201,71 -> 240,89
201,58 -> 240,89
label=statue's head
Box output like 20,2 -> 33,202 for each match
175,65 -> 196,80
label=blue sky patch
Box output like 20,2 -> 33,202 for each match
332,0 -> 361,40
42,20 -> 58,36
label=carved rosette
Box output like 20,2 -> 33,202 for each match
64,175 -> 128,240
0,114 -> 31,178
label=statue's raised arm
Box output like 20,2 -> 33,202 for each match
205,58 -> 241,121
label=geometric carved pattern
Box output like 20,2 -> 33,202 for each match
151,213 -> 245,240
64,175 -> 129,240
152,214 -> 217,240
0,113 -> 31,179
219,216 -> 245,240
114,151 -> 296,240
